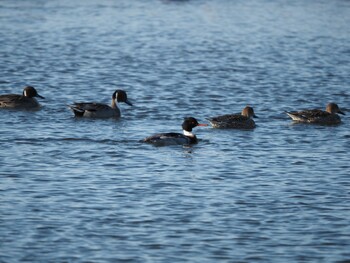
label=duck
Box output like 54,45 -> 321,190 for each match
0,86 -> 44,109
68,90 -> 132,118
285,103 -> 345,125
142,117 -> 208,146
207,106 -> 257,129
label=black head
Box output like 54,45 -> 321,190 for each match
182,117 -> 207,132
23,86 -> 45,99
112,90 -> 132,106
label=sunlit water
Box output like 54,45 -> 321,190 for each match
1,0 -> 350,262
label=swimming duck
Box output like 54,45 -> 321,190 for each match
285,103 -> 345,125
142,117 -> 208,146
0,86 -> 44,109
207,106 -> 257,129
69,90 -> 132,118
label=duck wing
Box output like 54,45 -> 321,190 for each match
143,132 -> 192,146
0,94 -> 25,107
208,114 -> 249,123
69,102 -> 111,112
286,109 -> 329,121
0,94 -> 21,103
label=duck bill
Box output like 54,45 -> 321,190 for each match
125,99 -> 133,106
37,94 -> 45,99
253,114 -> 258,118
338,110 -> 345,115
197,123 -> 208,127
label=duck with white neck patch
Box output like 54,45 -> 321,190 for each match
0,86 -> 45,109
142,117 -> 208,146
68,89 -> 132,118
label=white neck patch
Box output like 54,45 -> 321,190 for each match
112,98 -> 120,110
183,130 -> 194,137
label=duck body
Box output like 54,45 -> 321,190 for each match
142,117 -> 207,146
0,86 -> 44,109
69,102 -> 120,118
69,90 -> 132,118
286,103 -> 345,125
143,132 -> 197,146
208,106 -> 257,129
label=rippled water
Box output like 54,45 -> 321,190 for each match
1,0 -> 350,262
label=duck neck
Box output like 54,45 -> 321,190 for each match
111,98 -> 119,110
183,130 -> 198,144
183,130 -> 194,137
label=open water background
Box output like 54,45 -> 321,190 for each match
0,0 -> 350,262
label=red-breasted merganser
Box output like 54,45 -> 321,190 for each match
0,86 -> 45,109
142,117 -> 208,146
207,106 -> 257,129
69,89 -> 132,118
285,103 -> 345,125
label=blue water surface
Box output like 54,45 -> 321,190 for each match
1,0 -> 350,262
